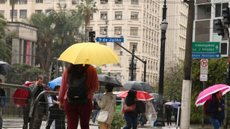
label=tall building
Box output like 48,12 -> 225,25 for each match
90,0 -> 161,86
165,0 -> 188,70
0,0 -> 161,86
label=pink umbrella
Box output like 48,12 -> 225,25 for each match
117,90 -> 154,101
195,84 -> 230,107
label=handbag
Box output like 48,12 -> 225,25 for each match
96,110 -> 109,122
96,97 -> 114,122
122,103 -> 136,113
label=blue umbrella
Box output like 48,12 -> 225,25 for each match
48,77 -> 62,90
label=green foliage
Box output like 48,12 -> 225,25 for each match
0,14 -> 11,61
111,112 -> 125,129
164,63 -> 184,101
6,64 -> 46,84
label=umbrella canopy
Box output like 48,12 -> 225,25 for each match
50,74 -> 122,90
48,77 -> 62,90
117,90 -> 154,101
98,74 -> 122,87
164,101 -> 181,108
123,81 -> 153,93
58,42 -> 119,66
195,84 -> 230,107
0,61 -> 11,75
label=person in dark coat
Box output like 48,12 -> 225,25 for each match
206,91 -> 225,129
136,101 -> 147,126
46,86 -> 65,129
165,105 -> 172,126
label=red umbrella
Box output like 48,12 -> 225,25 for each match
12,81 -> 33,107
117,90 -> 154,101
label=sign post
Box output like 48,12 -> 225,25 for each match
192,42 -> 220,59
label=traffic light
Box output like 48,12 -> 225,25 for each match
89,31 -> 95,42
222,7 -> 230,26
214,19 -> 225,37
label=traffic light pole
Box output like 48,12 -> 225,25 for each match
114,42 -> 147,82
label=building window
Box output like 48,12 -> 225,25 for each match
0,10 -> 4,16
0,0 -> 6,4
90,13 -> 93,20
20,10 -> 27,18
35,10 -> 42,13
100,11 -> 108,20
115,0 -> 122,4
130,27 -> 138,36
72,0 -> 78,4
131,0 -> 138,5
45,9 -> 52,14
100,0 -> 108,4
114,27 -> 122,35
36,0 -> 43,3
10,10 -> 17,18
115,11 -> 122,20
197,4 -> 211,20
215,3 -> 228,17
131,12 -> 138,20
100,27 -> 107,35
18,0 -> 27,4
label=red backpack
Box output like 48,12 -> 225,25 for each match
12,81 -> 34,107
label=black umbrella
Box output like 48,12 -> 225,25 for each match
98,74 -> 122,87
0,61 -> 11,75
123,81 -> 153,93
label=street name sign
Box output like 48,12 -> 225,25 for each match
192,53 -> 220,59
96,37 -> 124,42
192,42 -> 220,53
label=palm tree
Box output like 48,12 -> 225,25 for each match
29,13 -> 56,71
76,0 -> 98,41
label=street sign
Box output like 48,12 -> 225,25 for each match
192,42 -> 220,53
96,37 -> 124,42
200,74 -> 208,81
192,53 -> 220,59
200,59 -> 208,75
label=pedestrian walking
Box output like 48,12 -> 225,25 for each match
205,91 -> 225,129
145,101 -> 157,127
13,81 -> 34,129
29,75 -> 47,129
97,84 -> 116,129
46,85 -> 65,129
136,101 -> 146,127
122,90 -> 138,129
165,105 -> 172,126
58,64 -> 99,129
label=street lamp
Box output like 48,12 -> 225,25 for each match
156,19 -> 168,126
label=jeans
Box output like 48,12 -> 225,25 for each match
123,113 -> 138,129
210,117 -> 221,129
92,109 -> 99,123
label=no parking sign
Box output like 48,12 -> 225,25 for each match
200,59 -> 208,81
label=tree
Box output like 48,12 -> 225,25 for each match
164,63 -> 184,101
29,13 -> 56,72
76,0 -> 98,41
0,14 -> 11,61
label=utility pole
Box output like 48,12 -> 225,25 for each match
130,47 -> 135,81
180,0 -> 194,128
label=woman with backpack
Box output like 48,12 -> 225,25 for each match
58,64 -> 99,129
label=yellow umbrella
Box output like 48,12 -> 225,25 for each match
58,42 -> 120,66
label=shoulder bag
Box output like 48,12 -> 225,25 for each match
96,96 -> 114,122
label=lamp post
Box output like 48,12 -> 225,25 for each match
156,8 -> 168,126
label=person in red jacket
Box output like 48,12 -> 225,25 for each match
58,64 -> 99,129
